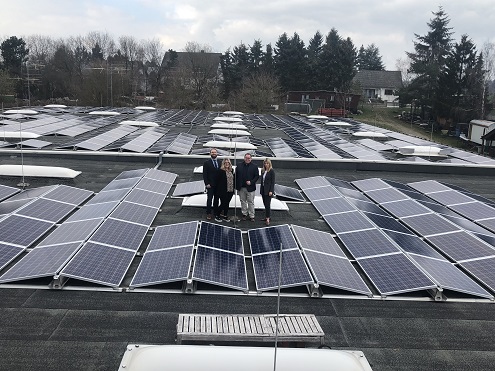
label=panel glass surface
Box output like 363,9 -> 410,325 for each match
460,257 -> 495,292
450,202 -> 495,221
61,242 -> 135,286
0,242 -> 81,282
130,246 -> 194,287
114,168 -> 148,180
325,177 -> 355,190
357,253 -> 435,295
427,232 -> 495,261
273,184 -> 305,202
251,249 -> 313,291
365,188 -> 408,204
89,218 -> 149,251
7,186 -> 55,201
424,190 -> 474,206
124,189 -> 167,208
16,198 -> 76,223
43,185 -> 93,205
363,212 -> 412,234
346,198 -> 388,216
0,185 -> 20,202
145,169 -> 177,184
292,225 -> 345,257
0,215 -> 53,247
339,229 -> 400,259
303,250 -> 371,295
408,180 -> 452,194
198,222 -> 243,254
66,201 -> 118,222
172,181 -> 205,197
101,177 -> 141,192
0,243 -> 24,271
442,214 -> 494,235
136,178 -> 170,194
383,230 -> 445,259
302,186 -> 340,201
380,199 -> 432,218
86,188 -> 130,205
401,214 -> 460,236
410,255 -> 492,298
323,211 -> 375,233
477,218 -> 495,233
0,199 -> 31,215
294,176 -> 329,190
110,202 -> 158,226
38,218 -> 102,247
248,225 -> 298,255
352,178 -> 388,192
148,222 -> 198,251
193,246 -> 247,290
336,187 -> 370,202
312,198 -> 355,215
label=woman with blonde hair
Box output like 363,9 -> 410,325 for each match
215,158 -> 235,222
260,158 -> 275,226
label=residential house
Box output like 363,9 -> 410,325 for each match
353,70 -> 403,103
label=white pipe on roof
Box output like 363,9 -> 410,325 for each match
324,121 -> 352,127
352,131 -> 388,139
398,146 -> 451,157
1,131 -> 40,139
222,110 -> 244,116
44,104 -> 67,108
88,111 -> 121,116
4,109 -> 39,115
213,117 -> 243,123
211,123 -> 248,130
208,129 -> 251,136
203,140 -> 257,150
119,120 -> 159,127
182,194 -> 288,211
135,106 -> 156,111
0,165 -> 81,178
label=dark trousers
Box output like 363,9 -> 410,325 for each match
218,192 -> 234,217
206,187 -> 219,215
262,195 -> 272,218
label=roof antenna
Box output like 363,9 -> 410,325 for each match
273,242 -> 283,371
17,117 -> 29,189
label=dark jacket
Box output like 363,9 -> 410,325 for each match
203,158 -> 220,187
260,169 -> 275,196
215,169 -> 235,196
235,161 -> 259,192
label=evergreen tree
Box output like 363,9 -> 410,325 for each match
306,31 -> 324,89
262,44 -> 274,74
357,44 -> 385,70
0,36 -> 29,77
249,39 -> 264,74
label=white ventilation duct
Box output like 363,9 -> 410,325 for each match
208,129 -> 251,136
119,120 -> 159,127
204,140 -> 256,150
88,111 -> 120,116
1,131 -> 40,139
211,123 -> 248,130
352,131 -> 388,139
213,117 -> 243,123
182,193 -> 289,211
135,106 -> 156,111
398,146 -> 451,157
4,109 -> 39,115
44,104 -> 67,108
0,165 -> 81,179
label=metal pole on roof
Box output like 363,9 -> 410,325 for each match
273,242 -> 283,371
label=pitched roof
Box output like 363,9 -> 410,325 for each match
354,70 -> 403,89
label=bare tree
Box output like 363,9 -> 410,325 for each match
85,31 -> 116,58
395,57 -> 413,87
236,71 -> 281,112
481,41 -> 495,118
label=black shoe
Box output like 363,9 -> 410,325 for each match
222,216 -> 230,222
214,216 -> 223,222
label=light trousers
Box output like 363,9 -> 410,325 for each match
239,187 -> 255,218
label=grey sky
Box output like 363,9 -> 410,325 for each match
2,0 -> 494,69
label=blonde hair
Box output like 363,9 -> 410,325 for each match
221,158 -> 232,171
263,158 -> 272,172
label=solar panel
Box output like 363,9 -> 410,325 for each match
86,188 -> 130,205
294,176 -> 329,190
338,229 -> 400,259
7,186 -> 55,201
148,222 -> 198,251
352,178 -> 388,192
66,201 -> 119,222
477,218 -> 495,233
357,253 -> 435,295
251,249 -> 313,291
441,214 -> 494,235
136,177 -> 171,194
273,184 -> 305,202
110,202 -> 158,226
450,202 -> 495,221
114,168 -> 148,180
409,255 -> 492,298
248,225 -> 298,255
365,189 -> 407,204
145,169 -> 177,184
302,186 -> 340,201
325,177 -> 355,190
0,242 -> 81,282
89,218 -> 149,251
124,189 -> 167,208
323,211 -> 375,233
336,187 -> 370,202
303,250 -> 372,295
172,181 -> 205,197
291,225 -> 345,257
383,230 -> 445,259
363,212 -> 413,234
460,257 -> 495,293
198,222 -> 243,254
423,191 -> 474,206
408,180 -> 452,194
312,198 -> 355,215
130,246 -> 194,287
43,185 -> 93,205
346,198 -> 388,216
0,215 -> 53,247
427,232 -> 495,261
0,199 -> 32,215
16,198 -> 76,223
101,177 -> 141,192
0,243 -> 24,271
192,246 -> 247,290
37,219 -> 102,247
380,199 -> 432,218
0,185 -> 20,202
401,214 -> 460,236
61,242 -> 135,286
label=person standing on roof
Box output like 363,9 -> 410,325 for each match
235,153 -> 259,221
203,148 -> 220,220
260,158 -> 275,226
214,158 -> 235,222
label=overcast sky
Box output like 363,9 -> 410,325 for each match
2,0 -> 494,69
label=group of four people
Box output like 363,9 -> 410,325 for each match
203,149 -> 275,226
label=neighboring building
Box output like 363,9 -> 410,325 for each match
286,90 -> 361,114
161,51 -> 222,83
353,70 -> 403,103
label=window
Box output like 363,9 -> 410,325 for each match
384,89 -> 394,96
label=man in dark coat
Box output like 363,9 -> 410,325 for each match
203,148 -> 220,220
235,152 -> 259,221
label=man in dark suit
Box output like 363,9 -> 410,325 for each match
203,148 -> 220,220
